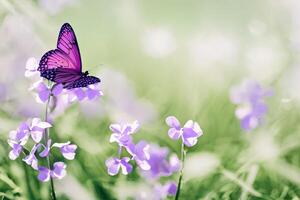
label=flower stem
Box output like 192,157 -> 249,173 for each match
44,88 -> 57,200
175,142 -> 186,200
118,146 -> 122,159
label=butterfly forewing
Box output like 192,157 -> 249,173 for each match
57,23 -> 82,72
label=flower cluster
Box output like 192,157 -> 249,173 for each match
106,121 -> 151,175
166,116 -> 203,147
8,118 -> 77,182
230,79 -> 272,131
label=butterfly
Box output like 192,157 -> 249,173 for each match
38,23 -> 100,89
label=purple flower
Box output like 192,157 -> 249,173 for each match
154,181 -> 177,199
128,140 -> 151,170
67,83 -> 103,102
51,162 -> 67,179
30,81 -> 63,103
142,144 -> 180,179
23,144 -> 40,170
166,116 -> 203,147
8,143 -> 23,160
38,162 -> 67,182
7,122 -> 31,160
230,80 -> 272,131
109,121 -> 139,147
39,139 -> 52,157
38,166 -> 51,182
105,157 -> 133,176
52,141 -> 77,160
27,118 -> 52,143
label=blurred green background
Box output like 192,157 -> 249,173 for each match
1,0 -> 300,199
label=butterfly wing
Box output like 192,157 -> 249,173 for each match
64,76 -> 100,89
56,23 -> 82,72
38,23 -> 82,72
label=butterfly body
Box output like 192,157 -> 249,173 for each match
38,23 -> 100,89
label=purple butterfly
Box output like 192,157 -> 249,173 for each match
38,23 -> 100,89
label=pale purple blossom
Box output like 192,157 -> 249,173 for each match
8,143 -> 23,160
52,141 -> 77,160
141,144 -> 180,179
230,80 -> 272,131
128,140 -> 151,170
30,81 -> 63,103
109,120 -> 139,147
166,116 -> 203,147
154,181 -> 177,199
26,118 -> 52,143
105,157 -> 133,176
23,144 -> 40,170
8,122 -> 31,160
38,162 -> 67,182
67,83 -> 103,102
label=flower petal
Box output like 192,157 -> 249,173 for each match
38,166 -> 51,182
168,128 -> 181,140
166,116 -> 181,129
120,158 -> 133,175
105,158 -> 120,176
51,162 -> 67,179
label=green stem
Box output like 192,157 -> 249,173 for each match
44,88 -> 56,200
175,142 -> 186,200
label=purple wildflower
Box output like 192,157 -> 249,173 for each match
7,122 -> 31,160
67,83 -> 103,102
128,140 -> 151,170
109,120 -> 139,147
8,143 -> 23,160
166,116 -> 203,147
27,118 -> 52,143
154,181 -> 177,199
230,79 -> 272,131
52,141 -> 77,160
141,144 -> 180,179
38,162 -> 67,182
105,157 -> 133,176
30,81 -> 63,103
23,144 -> 40,170
9,118 -> 51,144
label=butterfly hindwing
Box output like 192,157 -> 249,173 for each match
64,76 -> 100,89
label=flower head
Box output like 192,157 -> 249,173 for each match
105,157 -> 133,176
109,120 -> 139,147
154,181 -> 177,199
166,116 -> 203,147
38,162 -> 67,182
23,144 -> 40,170
52,141 -> 77,160
230,80 -> 272,131
30,81 -> 63,103
141,144 -> 180,179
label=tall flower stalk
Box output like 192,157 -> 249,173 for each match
165,116 -> 203,199
7,58 -> 103,199
44,86 -> 56,200
175,142 -> 186,200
